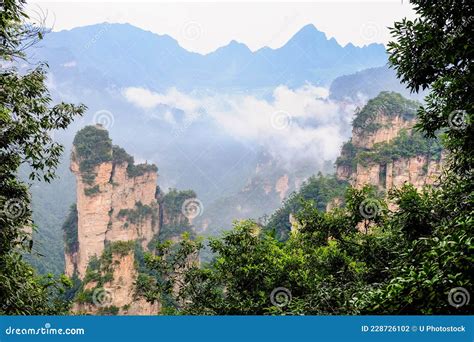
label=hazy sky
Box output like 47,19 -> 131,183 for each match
28,1 -> 416,54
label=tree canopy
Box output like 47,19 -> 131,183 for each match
0,0 -> 85,314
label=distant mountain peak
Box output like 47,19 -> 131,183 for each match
290,23 -> 328,43
209,39 -> 252,56
226,39 -> 250,50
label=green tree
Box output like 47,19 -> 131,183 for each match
388,0 -> 473,174
370,0 -> 474,314
141,187 -> 391,315
0,0 -> 85,314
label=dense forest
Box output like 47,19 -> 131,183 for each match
0,0 -> 472,315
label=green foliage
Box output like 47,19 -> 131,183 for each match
75,241 -> 137,304
387,0 -> 473,175
81,241 -> 135,286
352,91 -> 419,131
72,128 -> 158,185
62,204 -> 78,254
162,188 -> 196,223
0,0 -> 84,315
97,305 -> 120,316
142,233 -> 203,311
135,273 -> 159,302
151,188 -> 198,245
336,92 -> 443,176
72,126 -> 112,185
335,140 -> 358,170
112,145 -> 158,177
111,145 -> 133,166
63,273 -> 82,301
157,222 -> 194,244
84,185 -> 100,196
22,154 -> 75,275
127,163 -> 158,178
355,130 -> 443,166
107,240 -> 136,257
142,181 -> 472,315
117,201 -> 154,226
266,173 -> 348,239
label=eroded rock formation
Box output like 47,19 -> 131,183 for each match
335,92 -> 444,193
64,125 -> 161,315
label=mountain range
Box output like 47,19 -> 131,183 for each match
35,23 -> 387,92
23,22 -> 418,274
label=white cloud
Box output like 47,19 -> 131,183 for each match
61,60 -> 77,68
123,85 -> 356,166
124,87 -> 201,113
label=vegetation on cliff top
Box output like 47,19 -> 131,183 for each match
266,174 -> 348,239
73,126 -> 158,185
352,91 -> 419,132
73,125 -> 113,185
112,145 -> 158,177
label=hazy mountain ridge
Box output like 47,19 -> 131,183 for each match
36,23 -> 387,91
329,65 -> 427,102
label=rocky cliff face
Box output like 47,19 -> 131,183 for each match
64,125 -> 161,315
351,114 -> 414,149
66,159 -> 159,278
350,155 -> 443,191
73,246 -> 160,315
335,92 -> 444,193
